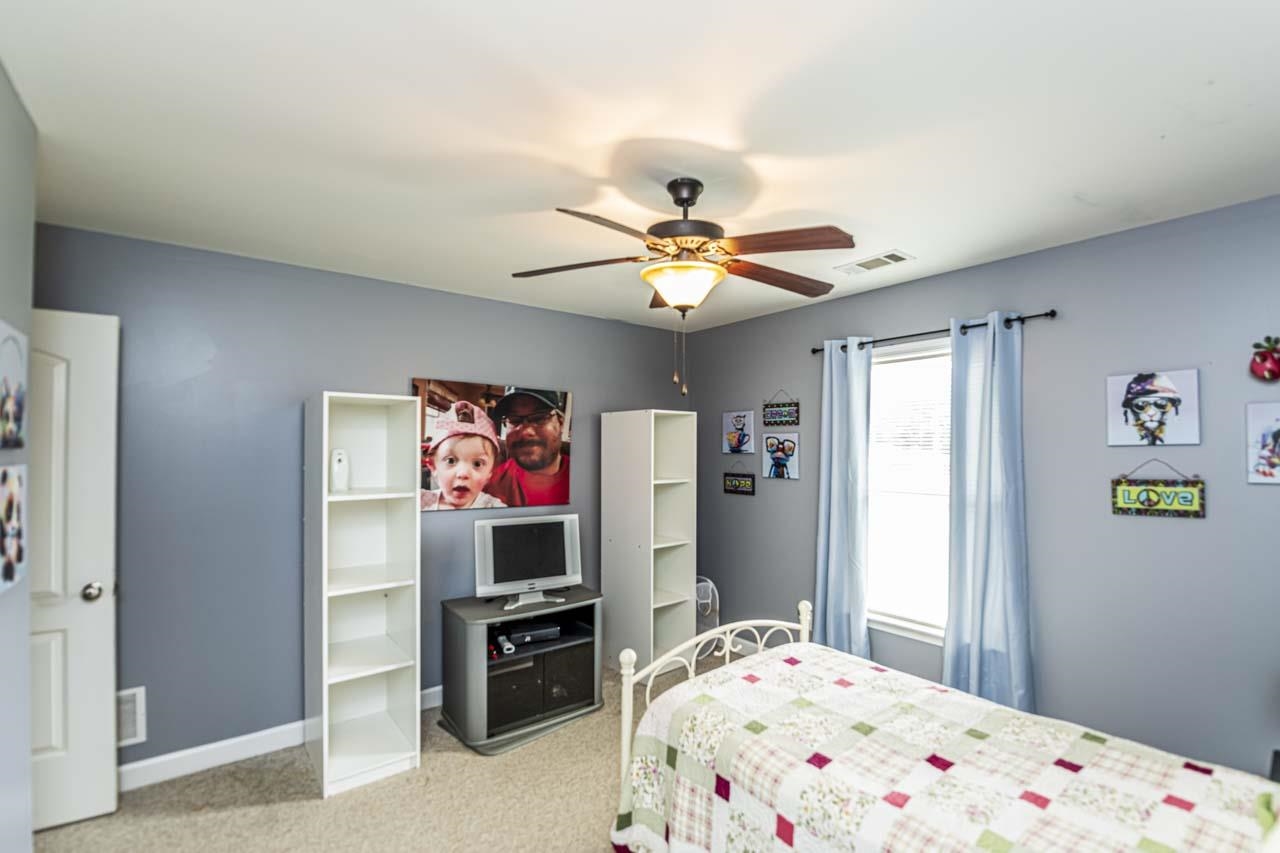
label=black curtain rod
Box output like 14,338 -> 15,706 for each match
810,309 -> 1058,354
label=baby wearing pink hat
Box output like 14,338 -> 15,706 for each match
420,401 -> 508,511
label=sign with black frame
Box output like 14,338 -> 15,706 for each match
1111,477 -> 1205,518
723,472 -> 756,495
762,401 -> 800,427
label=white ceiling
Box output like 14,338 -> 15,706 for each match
4,1 -> 1280,330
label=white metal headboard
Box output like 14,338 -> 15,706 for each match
617,600 -> 812,786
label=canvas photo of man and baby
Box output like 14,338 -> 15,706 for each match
411,378 -> 572,512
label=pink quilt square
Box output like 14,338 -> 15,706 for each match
1020,791 -> 1051,810
1183,761 -> 1213,776
1054,758 -> 1083,773
884,791 -> 910,808
1163,795 -> 1195,812
926,753 -> 954,772
870,665 -> 888,672
833,677 -> 853,688
776,815 -> 794,846
783,656 -> 801,666
742,673 -> 761,684
806,752 -> 832,770
715,774 -> 730,801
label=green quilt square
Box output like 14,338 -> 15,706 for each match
616,812 -> 633,831
966,728 -> 990,740
693,694 -> 715,705
1082,732 -> 1107,744
852,722 -> 875,736
666,745 -> 678,768
976,830 -> 1012,852
744,720 -> 767,735
1137,839 -> 1175,853
791,697 -> 814,708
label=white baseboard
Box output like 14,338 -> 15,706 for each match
118,684 -> 444,792
119,719 -> 305,792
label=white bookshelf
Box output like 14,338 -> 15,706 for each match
305,391 -> 421,798
601,410 -> 697,671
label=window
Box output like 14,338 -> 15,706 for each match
867,337 -> 951,635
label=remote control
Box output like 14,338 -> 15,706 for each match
496,634 -> 515,655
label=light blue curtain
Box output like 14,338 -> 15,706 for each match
943,311 -> 1035,711
814,336 -> 872,657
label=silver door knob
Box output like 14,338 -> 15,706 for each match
81,582 -> 103,602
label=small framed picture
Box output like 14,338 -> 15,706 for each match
1246,401 -> 1280,483
0,465 -> 25,598
1106,369 -> 1200,446
763,432 -> 799,480
722,410 -> 754,454
723,473 -> 756,495
0,319 -> 27,450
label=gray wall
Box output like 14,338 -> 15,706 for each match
0,62 -> 35,850
34,225 -> 683,762
689,194 -> 1280,776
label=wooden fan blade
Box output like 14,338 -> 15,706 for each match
556,208 -> 655,243
649,291 -> 668,309
726,259 -> 834,298
512,256 -> 648,278
718,225 -> 854,256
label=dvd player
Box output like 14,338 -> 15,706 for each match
507,623 -> 561,645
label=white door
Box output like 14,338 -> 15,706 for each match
29,309 -> 119,829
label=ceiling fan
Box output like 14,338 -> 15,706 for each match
512,177 -> 855,315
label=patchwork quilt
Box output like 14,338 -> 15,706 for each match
612,642 -> 1279,852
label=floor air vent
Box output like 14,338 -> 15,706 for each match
835,250 -> 915,275
117,686 -> 147,747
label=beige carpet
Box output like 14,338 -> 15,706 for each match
35,667 -> 702,853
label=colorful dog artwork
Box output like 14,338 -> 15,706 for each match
0,322 -> 26,450
1106,369 -> 1200,446
1247,402 -> 1280,484
763,433 -> 799,479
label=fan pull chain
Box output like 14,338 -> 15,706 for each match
680,313 -> 689,397
672,326 -> 680,385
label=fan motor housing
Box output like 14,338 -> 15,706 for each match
647,219 -> 725,241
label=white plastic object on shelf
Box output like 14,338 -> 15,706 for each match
330,448 -> 350,492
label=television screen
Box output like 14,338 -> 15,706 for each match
491,521 -> 567,585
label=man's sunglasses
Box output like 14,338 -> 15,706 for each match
501,409 -> 561,429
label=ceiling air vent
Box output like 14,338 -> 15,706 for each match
835,250 -> 915,275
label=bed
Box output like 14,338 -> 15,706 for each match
613,602 -> 1279,852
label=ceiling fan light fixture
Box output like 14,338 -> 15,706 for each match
640,259 -> 726,311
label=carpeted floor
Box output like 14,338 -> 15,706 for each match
35,667 -> 699,853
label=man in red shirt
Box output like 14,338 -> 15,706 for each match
484,387 -> 570,507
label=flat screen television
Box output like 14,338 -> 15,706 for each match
475,514 -> 582,610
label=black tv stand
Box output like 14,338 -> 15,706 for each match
440,586 -> 602,754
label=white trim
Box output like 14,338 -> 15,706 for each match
868,613 -> 945,647
119,720 -> 304,792
118,684 -> 443,792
